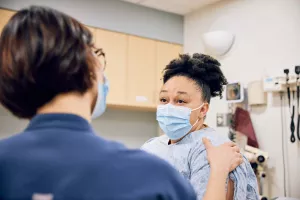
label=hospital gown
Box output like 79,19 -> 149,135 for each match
141,127 -> 259,200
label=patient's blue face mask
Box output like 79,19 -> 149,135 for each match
156,103 -> 204,140
91,76 -> 109,119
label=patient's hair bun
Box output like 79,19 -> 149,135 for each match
163,53 -> 228,102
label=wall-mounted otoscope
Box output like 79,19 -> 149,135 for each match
284,69 -> 290,106
295,66 -> 300,141
284,69 -> 296,143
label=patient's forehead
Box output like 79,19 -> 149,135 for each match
162,76 -> 201,98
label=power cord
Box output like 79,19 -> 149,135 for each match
280,91 -> 287,197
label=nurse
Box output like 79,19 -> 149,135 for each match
142,53 -> 260,200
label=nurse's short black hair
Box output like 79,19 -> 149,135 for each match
162,53 -> 228,103
0,6 -> 97,118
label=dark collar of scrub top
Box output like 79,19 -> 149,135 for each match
25,113 -> 94,133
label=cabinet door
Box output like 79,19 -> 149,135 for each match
0,9 -> 15,33
156,42 -> 183,104
127,36 -> 157,107
94,29 -> 128,105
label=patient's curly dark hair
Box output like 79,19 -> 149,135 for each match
163,53 -> 228,103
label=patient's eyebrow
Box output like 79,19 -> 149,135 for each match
160,90 -> 188,95
177,91 -> 187,95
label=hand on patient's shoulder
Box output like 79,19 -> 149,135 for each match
203,138 -> 243,174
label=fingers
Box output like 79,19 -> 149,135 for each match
237,156 -> 244,167
234,152 -> 243,161
240,157 -> 244,164
230,154 -> 244,172
224,142 -> 240,153
235,152 -> 243,161
202,137 -> 212,149
225,141 -> 236,147
232,146 -> 240,153
235,153 -> 244,166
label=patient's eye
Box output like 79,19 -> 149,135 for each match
177,99 -> 186,104
158,91 -> 171,104
175,93 -> 189,105
160,98 -> 168,104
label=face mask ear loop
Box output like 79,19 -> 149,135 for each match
190,103 -> 206,128
191,118 -> 200,127
191,103 -> 205,112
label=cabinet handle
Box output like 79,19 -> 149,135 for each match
135,96 -> 148,103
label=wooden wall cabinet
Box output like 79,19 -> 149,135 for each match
0,9 -> 15,33
94,29 -> 128,106
127,36 -> 157,108
0,9 -> 183,111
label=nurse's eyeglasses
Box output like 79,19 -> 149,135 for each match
93,48 -> 107,71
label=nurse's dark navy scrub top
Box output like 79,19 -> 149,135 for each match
0,114 -> 196,200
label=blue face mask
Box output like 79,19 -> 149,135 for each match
156,103 -> 204,140
91,77 -> 109,119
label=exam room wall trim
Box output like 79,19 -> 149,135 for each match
0,0 -> 184,44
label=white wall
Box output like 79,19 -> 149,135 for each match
0,106 -> 157,149
184,0 -> 300,198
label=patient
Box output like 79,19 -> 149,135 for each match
142,53 -> 259,200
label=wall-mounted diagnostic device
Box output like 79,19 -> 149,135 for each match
225,82 -> 244,103
263,76 -> 284,92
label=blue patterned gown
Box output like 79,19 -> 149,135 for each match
141,127 -> 259,200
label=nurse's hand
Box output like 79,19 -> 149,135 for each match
202,138 -> 243,174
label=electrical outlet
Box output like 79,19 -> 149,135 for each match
216,113 -> 226,127
216,113 -> 232,127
